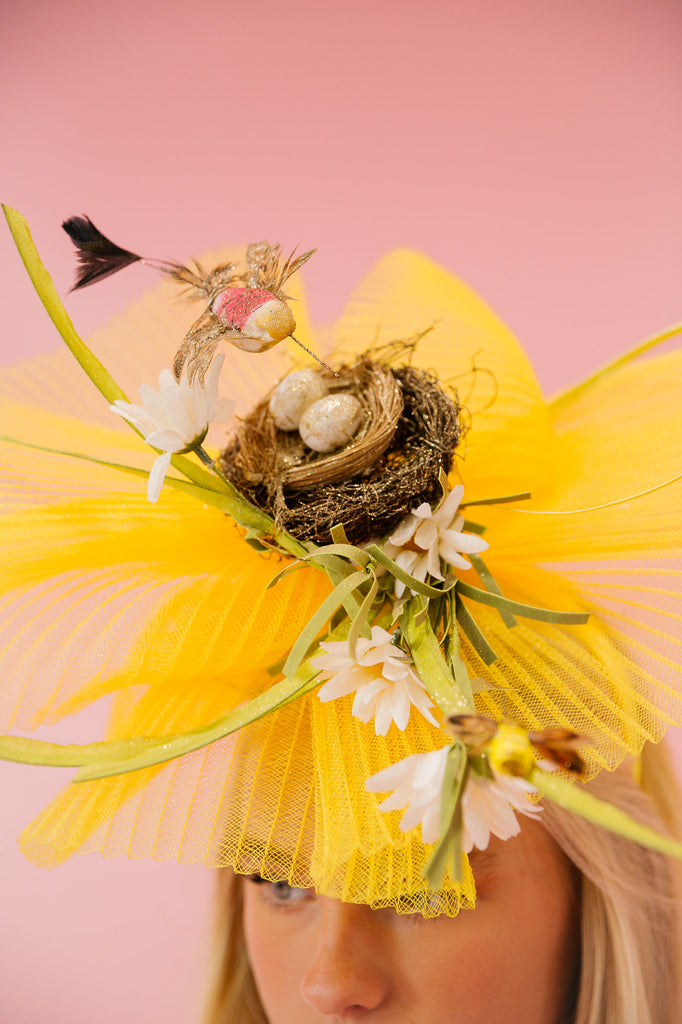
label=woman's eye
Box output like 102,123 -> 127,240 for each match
248,874 -> 315,907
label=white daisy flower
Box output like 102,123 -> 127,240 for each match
366,747 -> 450,843
383,484 -> 489,597
313,625 -> 438,735
110,354 -> 235,503
366,749 -> 541,850
461,770 -> 542,853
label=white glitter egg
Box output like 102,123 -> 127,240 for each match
268,369 -> 329,431
298,393 -> 363,453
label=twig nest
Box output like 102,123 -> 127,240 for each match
268,368 -> 329,430
219,347 -> 462,545
299,393 -> 364,453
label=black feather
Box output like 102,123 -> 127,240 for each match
62,215 -> 143,290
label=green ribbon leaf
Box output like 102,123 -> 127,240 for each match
457,582 -> 590,625
455,595 -> 498,665
347,572 -> 379,660
531,768 -> 682,860
74,614 -> 356,780
302,543 -> 373,568
266,560 -> 308,590
5,618 -> 354,782
423,743 -> 468,888
330,523 -> 350,544
281,570 -> 369,680
445,591 -> 477,706
0,734 -> 156,767
468,553 -> 517,628
402,597 -> 474,714
460,491 -> 532,507
74,668 -> 323,781
366,544 -> 457,598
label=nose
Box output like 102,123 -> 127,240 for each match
299,898 -> 391,1016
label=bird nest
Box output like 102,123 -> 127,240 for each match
219,354 -> 461,545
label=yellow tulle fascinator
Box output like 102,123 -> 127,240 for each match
2,206 -> 682,917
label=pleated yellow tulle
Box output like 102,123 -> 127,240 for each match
3,249 -> 682,914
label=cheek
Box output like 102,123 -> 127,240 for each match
441,911 -> 577,1024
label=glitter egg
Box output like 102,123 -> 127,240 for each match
299,393 -> 363,453
269,369 -> 330,431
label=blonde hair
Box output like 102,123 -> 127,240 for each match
202,742 -> 682,1024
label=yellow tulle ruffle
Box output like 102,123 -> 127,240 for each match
2,248 -> 681,915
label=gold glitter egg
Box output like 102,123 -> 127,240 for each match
268,369 -> 330,431
298,393 -> 364,453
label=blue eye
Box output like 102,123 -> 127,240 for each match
248,874 -> 315,907
269,880 -> 310,902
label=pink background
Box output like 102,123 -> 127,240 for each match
1,1 -> 681,1021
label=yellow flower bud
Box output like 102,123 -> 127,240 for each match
487,723 -> 535,778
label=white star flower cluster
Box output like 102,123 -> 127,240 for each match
313,625 -> 437,735
383,484 -> 489,596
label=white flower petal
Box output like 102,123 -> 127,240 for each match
433,483 -> 464,525
395,548 -> 420,575
414,517 -> 438,550
420,803 -> 442,844
316,673 -> 362,702
437,544 -> 474,571
204,352 -> 224,402
388,685 -> 411,731
360,678 -> 390,702
399,801 -> 432,834
460,772 -> 541,853
426,543 -> 444,579
373,697 -> 395,735
161,374 -> 196,441
352,689 -> 379,725
138,382 -> 169,426
112,363 -> 235,472
388,515 -> 418,546
404,679 -> 438,726
441,529 -> 489,555
147,451 -> 173,503
412,747 -> 448,790
144,429 -> 186,453
365,752 -> 422,793
109,401 -> 158,437
373,748 -> 451,842
412,502 -> 433,521
317,630 -> 434,733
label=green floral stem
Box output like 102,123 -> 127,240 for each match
531,768 -> 682,860
195,443 -> 232,486
3,205 -> 128,403
551,322 -> 682,416
402,597 -> 474,715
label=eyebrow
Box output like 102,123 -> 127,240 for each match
466,847 -> 500,877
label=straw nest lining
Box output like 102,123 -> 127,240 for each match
219,355 -> 461,545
